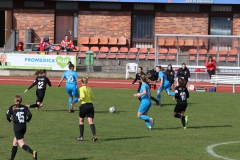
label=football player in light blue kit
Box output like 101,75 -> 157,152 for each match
155,65 -> 175,106
58,61 -> 80,113
134,75 -> 155,130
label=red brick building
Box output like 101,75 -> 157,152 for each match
0,0 -> 240,48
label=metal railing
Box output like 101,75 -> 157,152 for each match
154,34 -> 240,67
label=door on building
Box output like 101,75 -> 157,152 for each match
55,11 -> 78,46
0,11 -> 5,47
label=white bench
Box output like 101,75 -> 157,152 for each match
211,75 -> 240,93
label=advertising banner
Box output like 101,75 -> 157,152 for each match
0,53 -> 77,71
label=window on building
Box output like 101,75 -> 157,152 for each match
56,2 -> 78,10
0,0 -> 13,8
211,5 -> 232,12
210,17 -> 232,35
90,3 -> 121,10
165,4 -> 199,12
132,15 -> 154,48
209,16 -> 232,50
24,1 -> 44,8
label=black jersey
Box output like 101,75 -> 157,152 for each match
176,67 -> 190,82
6,105 -> 32,123
132,72 -> 145,84
28,76 -> 52,90
174,86 -> 189,102
165,69 -> 175,83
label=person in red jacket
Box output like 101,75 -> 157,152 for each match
205,56 -> 216,79
60,35 -> 74,52
39,35 -> 53,51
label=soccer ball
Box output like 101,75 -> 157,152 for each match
109,107 -> 116,113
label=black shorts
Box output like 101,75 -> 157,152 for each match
14,123 -> 26,140
79,103 -> 94,119
36,89 -> 45,103
174,101 -> 187,113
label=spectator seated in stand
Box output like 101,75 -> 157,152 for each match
60,35 -> 74,52
40,35 -> 54,51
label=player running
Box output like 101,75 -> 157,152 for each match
24,69 -> 52,109
58,61 -> 80,113
133,75 -> 155,130
76,77 -> 97,141
173,78 -> 189,129
6,95 -> 37,160
132,66 -> 158,104
155,65 -> 175,107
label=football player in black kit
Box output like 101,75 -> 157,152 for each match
132,66 -> 145,94
24,69 -> 52,109
6,95 -> 37,160
173,78 -> 189,129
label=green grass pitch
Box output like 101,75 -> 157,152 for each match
0,85 -> 240,160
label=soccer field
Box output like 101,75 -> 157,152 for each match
0,85 -> 239,160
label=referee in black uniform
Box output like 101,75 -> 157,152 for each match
24,69 -> 52,109
6,95 -> 37,160
173,78 -> 190,129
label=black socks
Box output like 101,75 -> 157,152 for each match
90,124 -> 96,136
79,124 -> 84,137
10,146 -> 18,160
22,144 -> 33,154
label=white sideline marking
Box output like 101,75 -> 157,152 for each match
206,141 -> 240,160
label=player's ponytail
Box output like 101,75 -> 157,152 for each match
12,95 -> 22,110
34,69 -> 46,76
141,75 -> 151,84
40,69 -> 46,75
81,77 -> 88,86
156,65 -> 165,72
68,61 -> 74,70
178,78 -> 186,88
34,70 -> 41,76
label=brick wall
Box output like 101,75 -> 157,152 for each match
232,14 -> 240,49
78,11 -> 131,47
233,14 -> 240,35
155,13 -> 209,35
13,9 -> 55,45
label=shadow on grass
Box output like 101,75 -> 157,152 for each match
102,136 -> 150,141
157,103 -> 195,107
95,111 -> 126,114
40,109 -> 69,112
154,124 -> 232,130
56,158 -> 89,160
188,124 -> 232,129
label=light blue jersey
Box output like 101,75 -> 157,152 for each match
158,71 -> 170,86
139,83 -> 151,101
62,70 -> 79,97
62,70 -> 78,87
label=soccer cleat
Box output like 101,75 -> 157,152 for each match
76,137 -> 84,141
147,126 -> 152,130
156,101 -> 161,107
92,136 -> 98,142
183,127 -> 187,129
33,151 -> 37,160
69,109 -> 74,113
150,118 -> 155,127
185,116 -> 189,125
